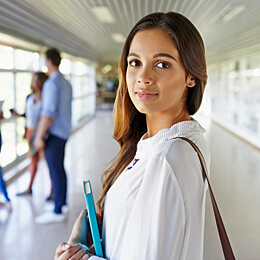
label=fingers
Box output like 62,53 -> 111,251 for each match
68,209 -> 89,245
55,242 -> 72,258
79,208 -> 88,218
61,243 -> 82,259
67,244 -> 86,260
74,209 -> 88,229
55,243 -> 88,260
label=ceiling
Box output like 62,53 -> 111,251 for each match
0,0 -> 259,65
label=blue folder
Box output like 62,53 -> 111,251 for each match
83,181 -> 104,258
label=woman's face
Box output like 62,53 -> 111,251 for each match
31,75 -> 40,94
31,75 -> 37,92
126,28 -> 194,119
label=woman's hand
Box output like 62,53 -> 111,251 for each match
67,209 -> 103,247
68,209 -> 89,245
54,242 -> 89,260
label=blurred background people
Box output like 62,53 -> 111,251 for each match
0,110 -> 12,213
34,48 -> 72,224
16,72 -> 54,198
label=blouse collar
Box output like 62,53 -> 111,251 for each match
136,118 -> 205,154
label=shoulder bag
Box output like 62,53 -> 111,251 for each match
176,137 -> 236,260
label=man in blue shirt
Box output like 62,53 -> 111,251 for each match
34,48 -> 72,224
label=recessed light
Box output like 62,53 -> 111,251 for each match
102,64 -> 112,74
222,5 -> 245,23
91,6 -> 114,23
112,33 -> 125,43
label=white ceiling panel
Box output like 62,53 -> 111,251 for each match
0,0 -> 259,63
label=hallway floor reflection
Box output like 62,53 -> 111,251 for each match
0,110 -> 259,260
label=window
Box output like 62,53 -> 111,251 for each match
14,49 -> 39,71
0,43 -> 96,169
0,45 -> 13,69
1,122 -> 16,167
60,59 -> 71,75
207,53 -> 260,146
15,73 -> 33,114
0,72 -> 14,117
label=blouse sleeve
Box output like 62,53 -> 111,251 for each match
119,154 -> 186,260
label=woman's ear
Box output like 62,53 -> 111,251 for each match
186,75 -> 196,88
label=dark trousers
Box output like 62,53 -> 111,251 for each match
0,132 -> 10,202
45,134 -> 67,214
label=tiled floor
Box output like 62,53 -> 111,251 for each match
0,110 -> 259,260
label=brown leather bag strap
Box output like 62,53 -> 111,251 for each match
176,137 -> 236,260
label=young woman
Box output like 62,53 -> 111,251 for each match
16,72 -> 54,197
55,11 -> 210,260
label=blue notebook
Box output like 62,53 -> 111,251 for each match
83,181 -> 104,258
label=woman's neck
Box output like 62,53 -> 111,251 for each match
145,110 -> 191,138
33,93 -> 41,103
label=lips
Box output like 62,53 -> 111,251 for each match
136,90 -> 158,100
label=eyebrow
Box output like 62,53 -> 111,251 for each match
127,53 -> 140,58
127,52 -> 177,62
154,53 -> 177,62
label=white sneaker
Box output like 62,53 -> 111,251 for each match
44,203 -> 68,213
44,202 -> 54,211
35,211 -> 67,224
62,205 -> 68,214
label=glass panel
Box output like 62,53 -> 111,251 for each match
72,76 -> 82,97
70,64 -> 96,126
14,49 -> 39,71
60,59 -> 71,75
0,72 -> 14,117
86,95 -> 96,116
208,52 -> 260,140
86,66 -> 95,77
15,73 -> 33,114
0,45 -> 13,69
74,62 -> 86,76
0,122 -> 16,167
16,117 -> 28,156
84,77 -> 92,95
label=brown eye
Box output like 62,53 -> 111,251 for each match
156,61 -> 171,69
129,60 -> 141,67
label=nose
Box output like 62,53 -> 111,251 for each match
137,66 -> 153,85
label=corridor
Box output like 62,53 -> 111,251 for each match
0,110 -> 259,260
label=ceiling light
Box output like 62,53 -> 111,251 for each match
102,64 -> 112,74
91,6 -> 114,23
222,5 -> 245,23
112,33 -> 125,43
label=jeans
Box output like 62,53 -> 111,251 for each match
44,134 -> 67,214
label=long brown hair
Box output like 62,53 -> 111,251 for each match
31,72 -> 48,93
97,12 -> 207,213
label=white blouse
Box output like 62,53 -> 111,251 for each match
90,119 -> 210,260
26,94 -> 42,130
